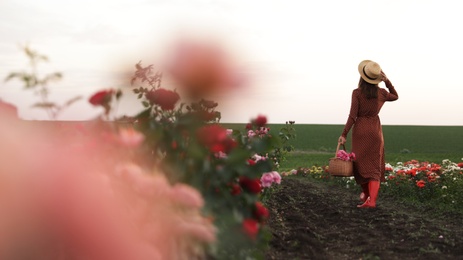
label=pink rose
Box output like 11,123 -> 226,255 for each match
271,171 -> 281,184
336,150 -> 356,161
260,171 -> 281,188
336,150 -> 349,161
247,130 -> 256,138
260,172 -> 274,188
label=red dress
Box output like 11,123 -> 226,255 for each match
341,80 -> 398,184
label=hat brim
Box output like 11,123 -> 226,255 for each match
358,60 -> 382,84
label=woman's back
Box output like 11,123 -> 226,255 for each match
352,87 -> 398,118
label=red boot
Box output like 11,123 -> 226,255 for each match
357,181 -> 380,208
359,183 -> 369,202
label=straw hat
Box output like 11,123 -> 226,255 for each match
358,60 -> 382,84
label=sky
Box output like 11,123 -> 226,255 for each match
1,0 -> 462,125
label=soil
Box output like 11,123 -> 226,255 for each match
264,177 -> 463,260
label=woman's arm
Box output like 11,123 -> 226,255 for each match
382,71 -> 398,101
384,79 -> 398,101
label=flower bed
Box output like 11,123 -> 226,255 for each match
282,159 -> 463,212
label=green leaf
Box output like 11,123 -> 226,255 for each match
226,149 -> 252,165
135,108 -> 151,119
142,101 -> 150,107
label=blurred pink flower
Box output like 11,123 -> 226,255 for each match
247,130 -> 256,138
0,118 -> 216,260
164,39 -> 245,98
170,183 -> 204,209
252,154 -> 266,162
0,100 -> 18,119
118,128 -> 145,147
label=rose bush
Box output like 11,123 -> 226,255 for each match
3,41 -> 286,259
102,50 -> 281,257
125,76 -> 279,257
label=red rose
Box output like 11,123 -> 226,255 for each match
171,140 -> 178,149
416,180 -> 426,188
89,90 -> 113,106
230,183 -> 241,195
253,202 -> 269,222
196,124 -> 227,145
245,123 -> 252,130
196,124 -> 236,153
239,176 -> 262,194
145,88 -> 180,110
242,218 -> 259,239
247,159 -> 256,166
211,143 -> 225,153
457,162 -> 463,168
254,115 -> 267,127
223,138 -> 237,152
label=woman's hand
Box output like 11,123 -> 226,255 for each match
381,70 -> 389,82
338,136 -> 346,144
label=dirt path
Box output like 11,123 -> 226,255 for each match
265,177 -> 463,260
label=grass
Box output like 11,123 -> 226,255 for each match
279,151 -> 331,170
223,123 -> 463,170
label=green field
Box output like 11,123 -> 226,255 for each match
223,123 -> 463,170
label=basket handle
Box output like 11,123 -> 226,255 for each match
335,142 -> 346,156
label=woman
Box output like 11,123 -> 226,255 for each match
338,60 -> 398,208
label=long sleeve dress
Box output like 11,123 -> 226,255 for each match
341,80 -> 398,184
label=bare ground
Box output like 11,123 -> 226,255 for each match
265,177 -> 463,260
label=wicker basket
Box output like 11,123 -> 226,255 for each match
328,143 -> 354,177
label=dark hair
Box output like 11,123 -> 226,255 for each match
358,77 -> 378,99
